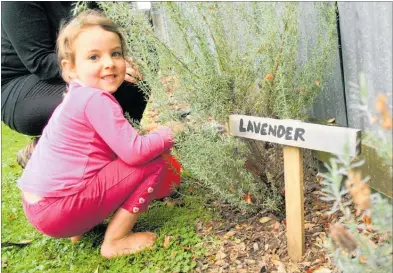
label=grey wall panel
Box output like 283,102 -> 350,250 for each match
338,2 -> 392,131
298,2 -> 348,127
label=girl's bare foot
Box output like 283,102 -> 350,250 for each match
100,232 -> 158,259
70,235 -> 83,244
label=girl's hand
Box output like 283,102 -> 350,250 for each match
125,59 -> 144,84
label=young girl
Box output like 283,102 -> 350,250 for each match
18,10 -> 178,259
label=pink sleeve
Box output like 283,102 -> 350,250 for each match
84,92 -> 174,165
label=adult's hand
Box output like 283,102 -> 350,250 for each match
125,58 -> 144,84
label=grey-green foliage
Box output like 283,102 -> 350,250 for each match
351,73 -> 393,170
77,2 -> 338,211
160,2 -> 338,121
319,77 -> 392,272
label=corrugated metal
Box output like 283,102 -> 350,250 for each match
338,2 -> 392,131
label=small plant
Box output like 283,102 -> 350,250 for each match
319,75 -> 392,272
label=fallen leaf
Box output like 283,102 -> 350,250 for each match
93,265 -> 99,273
163,235 -> 171,249
327,118 -> 336,123
273,221 -> 280,233
314,268 -> 332,273
305,223 -> 316,230
224,230 -> 236,238
215,250 -> 227,260
243,192 -> 253,205
259,217 -> 273,224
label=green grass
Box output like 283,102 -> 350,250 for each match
1,123 -> 218,273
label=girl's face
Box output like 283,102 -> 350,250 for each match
65,26 -> 126,94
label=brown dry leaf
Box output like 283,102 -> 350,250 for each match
215,250 -> 227,260
163,235 -> 172,249
327,118 -> 336,124
243,192 -> 253,205
314,268 -> 332,273
224,230 -> 237,238
305,223 -> 316,230
345,170 -> 371,210
259,217 -> 273,224
273,221 -> 280,233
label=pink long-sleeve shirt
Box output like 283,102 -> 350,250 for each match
17,81 -> 174,197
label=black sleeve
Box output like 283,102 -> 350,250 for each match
1,2 -> 61,80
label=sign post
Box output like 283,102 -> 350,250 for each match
229,114 -> 361,261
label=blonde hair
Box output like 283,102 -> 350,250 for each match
56,10 -> 127,81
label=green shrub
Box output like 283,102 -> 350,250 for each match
76,2 -> 338,212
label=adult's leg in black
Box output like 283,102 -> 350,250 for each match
113,81 -> 150,122
1,75 -> 66,136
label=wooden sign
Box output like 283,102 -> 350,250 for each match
229,114 -> 362,261
229,115 -> 361,156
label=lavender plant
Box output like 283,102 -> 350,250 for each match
75,2 -> 338,212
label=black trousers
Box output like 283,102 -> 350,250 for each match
1,75 -> 149,136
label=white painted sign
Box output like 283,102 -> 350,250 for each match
229,115 -> 361,156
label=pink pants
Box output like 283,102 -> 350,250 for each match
22,156 -> 171,238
